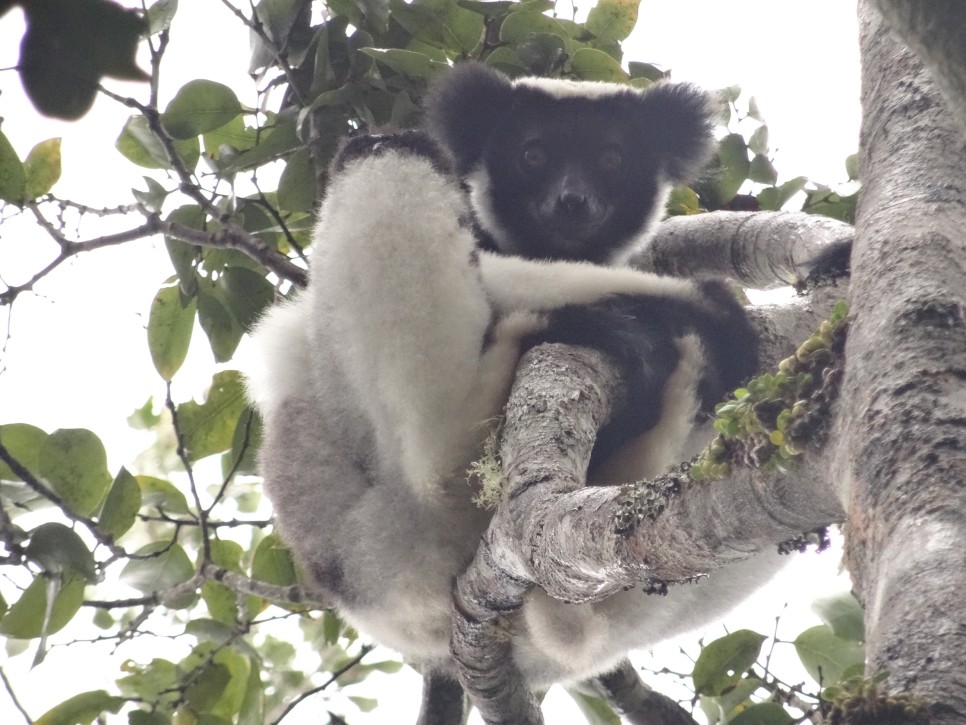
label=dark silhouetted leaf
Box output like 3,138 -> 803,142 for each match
19,0 -> 147,120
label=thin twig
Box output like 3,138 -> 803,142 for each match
164,381 -> 209,562
270,644 -> 376,725
0,667 -> 33,724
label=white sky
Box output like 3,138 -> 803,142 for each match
0,1 -> 859,723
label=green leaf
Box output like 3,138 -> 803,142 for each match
359,48 -> 450,80
129,710 -> 170,725
692,629 -> 766,696
146,0 -> 179,35
221,116 -> 300,172
224,409 -> 261,479
162,80 -> 243,140
250,0 -> 310,72
747,96 -> 764,122
566,689 -> 620,724
845,153 -> 859,181
132,176 -> 169,213
93,608 -> 114,629
121,541 -> 194,595
197,280 -> 244,362
252,533 -> 298,588
698,676 -> 764,723
712,133 -> 750,204
0,422 -> 48,481
627,61 -> 667,83
803,187 -> 858,223
201,540 -> 246,624
665,185 -> 701,216
514,33 -> 567,76
164,204 -> 206,292
39,428 -> 112,517
793,624 -> 865,686
35,690 -> 125,725
23,137 -> 61,199
185,662 -> 231,712
748,125 -> 769,155
148,284 -> 197,381
729,701 -> 793,725
138,476 -> 191,515
0,571 -> 85,638
756,176 -> 807,211
220,267 -> 275,331
176,371 -> 248,461
117,658 -> 180,701
748,154 -> 778,185
203,114 -> 258,161
117,115 -> 201,170
499,9 -> 564,44
812,591 -> 865,642
277,148 -> 319,213
0,128 -> 26,204
25,522 -> 96,581
389,0 -> 483,53
585,0 -> 639,42
99,467 -> 142,540
570,48 -> 628,82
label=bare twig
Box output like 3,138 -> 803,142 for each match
0,668 -> 32,724
270,644 -> 375,725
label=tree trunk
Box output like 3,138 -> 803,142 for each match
833,2 -> 966,721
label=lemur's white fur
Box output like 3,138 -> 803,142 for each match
246,146 -> 785,687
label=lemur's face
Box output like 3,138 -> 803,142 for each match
472,97 -> 665,264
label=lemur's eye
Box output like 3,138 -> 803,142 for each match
521,144 -> 548,169
599,148 -> 623,171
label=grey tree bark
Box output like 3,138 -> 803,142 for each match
869,0 -> 966,135
830,2 -> 966,722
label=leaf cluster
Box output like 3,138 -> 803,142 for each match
693,301 -> 849,480
691,592 -> 865,724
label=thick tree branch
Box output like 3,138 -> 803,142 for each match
750,281 -> 850,369
831,3 -> 966,722
453,343 -> 845,724
871,0 -> 966,135
632,211 -> 853,289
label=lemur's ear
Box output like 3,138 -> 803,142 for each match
637,82 -> 716,183
423,62 -> 514,175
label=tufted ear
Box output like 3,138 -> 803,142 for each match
638,82 -> 716,183
423,62 -> 514,175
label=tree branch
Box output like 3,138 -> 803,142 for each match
871,0 -> 966,135
632,211 -> 853,289
452,343 -> 845,723
0,209 -> 307,307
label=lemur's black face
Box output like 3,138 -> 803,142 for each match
423,62 -> 715,264
476,97 -> 664,263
